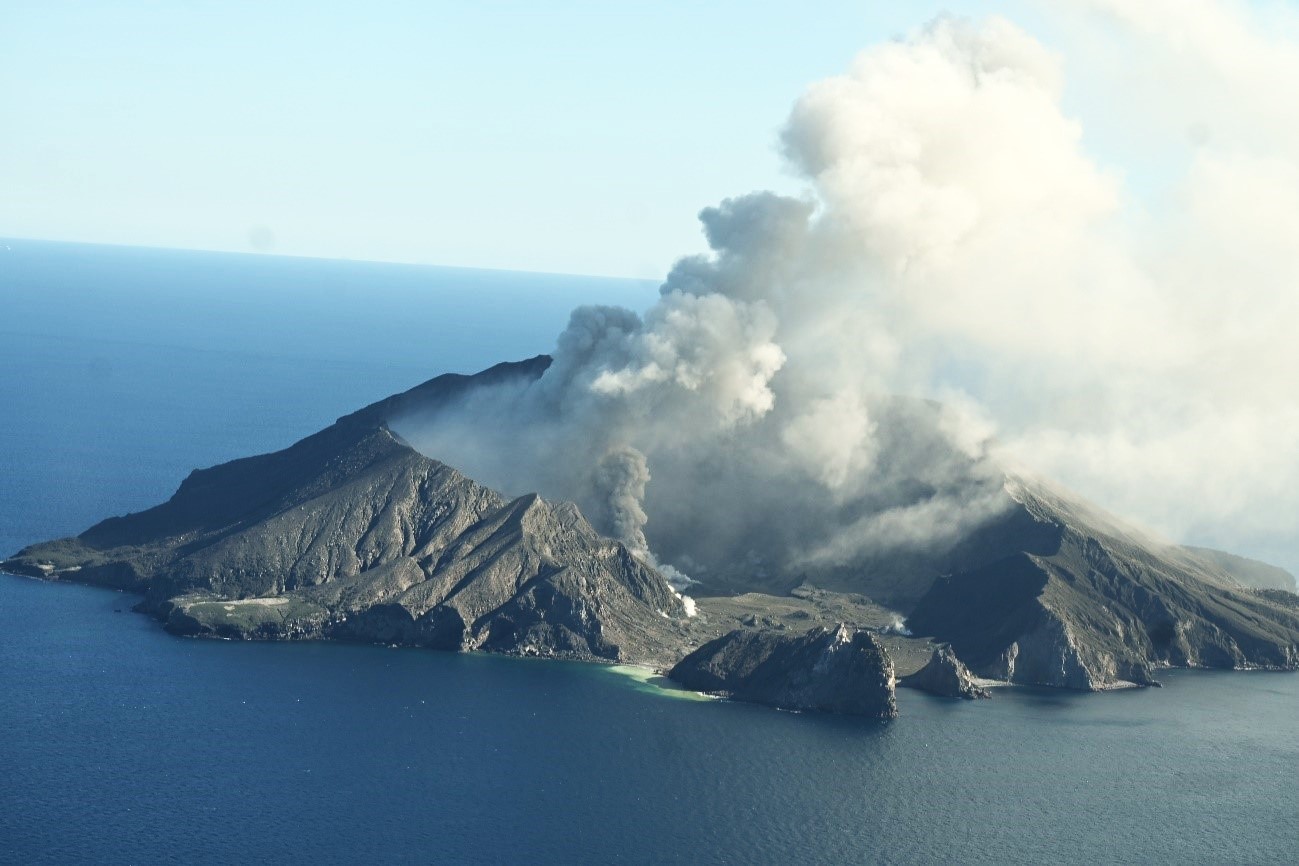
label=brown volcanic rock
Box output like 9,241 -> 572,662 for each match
669,624 -> 897,718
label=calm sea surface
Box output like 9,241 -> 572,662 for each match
2,240 -> 1296,865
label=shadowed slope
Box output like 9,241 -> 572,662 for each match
5,358 -> 692,666
907,479 -> 1299,688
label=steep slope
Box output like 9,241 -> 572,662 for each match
5,358 -> 692,666
8,353 -> 1298,693
906,479 -> 1299,688
1184,546 -> 1298,592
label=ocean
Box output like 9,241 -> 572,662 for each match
2,240 -> 1296,865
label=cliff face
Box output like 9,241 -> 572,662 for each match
4,359 -> 692,668
905,481 -> 1299,690
668,625 -> 897,718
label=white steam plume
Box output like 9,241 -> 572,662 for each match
395,5 -> 1299,590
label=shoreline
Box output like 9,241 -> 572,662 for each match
4,569 -> 1295,704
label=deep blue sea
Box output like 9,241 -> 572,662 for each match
2,240 -> 1297,865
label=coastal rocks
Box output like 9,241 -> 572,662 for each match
900,645 -> 990,699
905,479 -> 1299,690
1001,609 -> 1159,690
8,353 -> 1299,698
668,624 -> 897,718
154,595 -> 331,641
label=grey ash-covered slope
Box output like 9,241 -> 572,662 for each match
4,357 -> 691,667
906,480 -> 1299,689
669,624 -> 897,718
7,353 -> 1299,695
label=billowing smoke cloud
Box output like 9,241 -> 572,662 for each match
395,4 -> 1299,592
593,446 -> 652,557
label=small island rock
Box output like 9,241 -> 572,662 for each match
901,645 -> 991,699
668,624 -> 897,718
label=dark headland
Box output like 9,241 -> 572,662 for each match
7,358 -> 1299,717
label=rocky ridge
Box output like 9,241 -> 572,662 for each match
3,359 -> 692,667
6,355 -> 1299,705
905,480 -> 1299,690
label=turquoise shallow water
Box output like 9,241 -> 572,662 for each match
1,240 -> 1296,864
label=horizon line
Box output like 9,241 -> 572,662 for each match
0,234 -> 664,286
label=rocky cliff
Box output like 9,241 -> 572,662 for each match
905,480 -> 1299,690
668,624 -> 897,718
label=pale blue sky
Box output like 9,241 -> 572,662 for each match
1,0 -> 1064,278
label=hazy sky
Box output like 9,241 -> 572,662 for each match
1,0 -> 1051,278
5,1 -> 1299,570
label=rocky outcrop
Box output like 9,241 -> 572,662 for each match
3,359 -> 693,667
905,481 -> 1299,690
8,353 -> 1299,698
900,645 -> 990,699
668,625 -> 897,718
